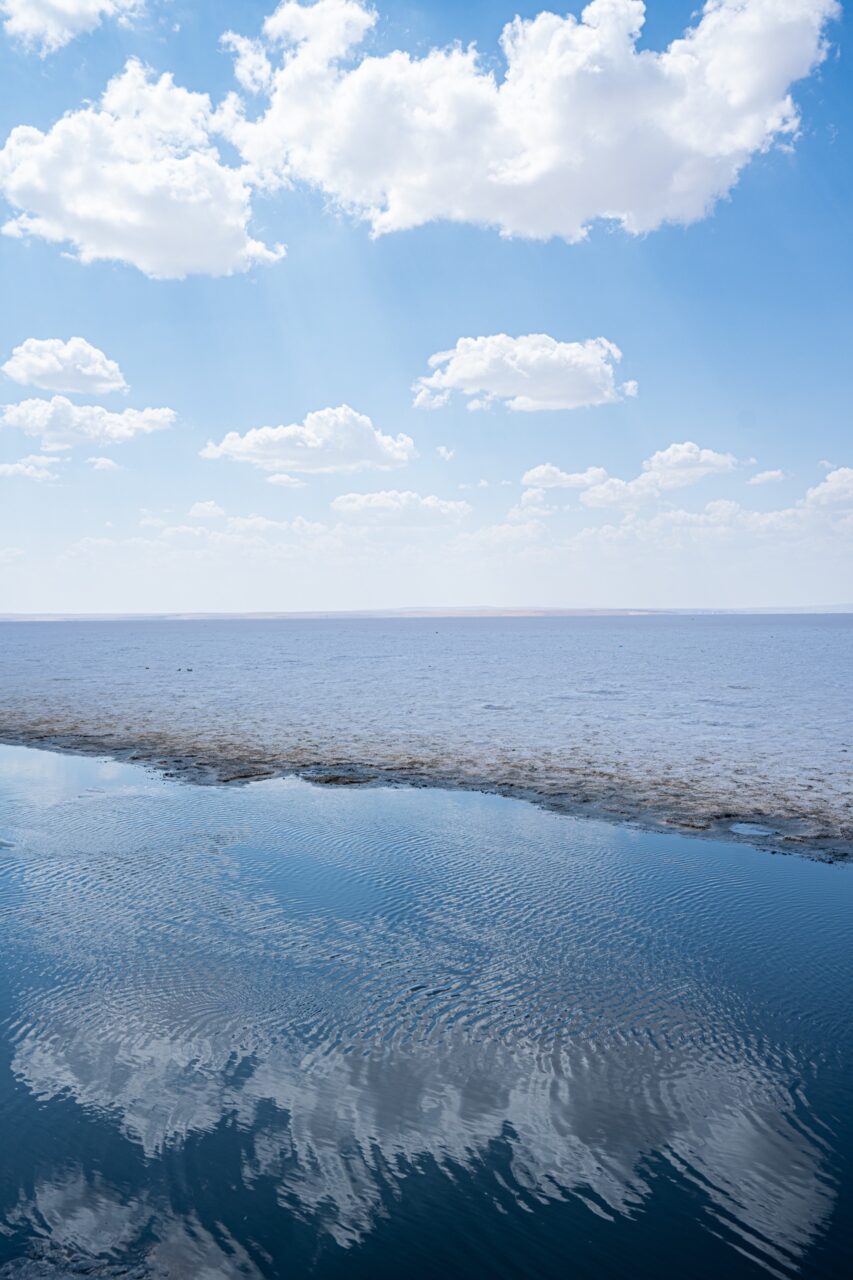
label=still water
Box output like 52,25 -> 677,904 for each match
0,744 -> 850,1278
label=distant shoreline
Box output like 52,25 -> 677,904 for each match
1,606 -> 851,622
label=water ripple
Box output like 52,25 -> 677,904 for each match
0,745 -> 850,1278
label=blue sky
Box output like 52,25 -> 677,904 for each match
0,0 -> 851,612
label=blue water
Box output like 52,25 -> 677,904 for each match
0,744 -> 851,1278
0,615 -> 850,856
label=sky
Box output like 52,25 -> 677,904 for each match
0,0 -> 851,613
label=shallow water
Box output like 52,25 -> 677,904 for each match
0,744 -> 851,1278
0,615 -> 850,858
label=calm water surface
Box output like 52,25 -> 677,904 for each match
0,615 -> 850,856
0,744 -> 851,1278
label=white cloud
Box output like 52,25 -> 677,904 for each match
261,0 -> 375,59
436,445 -> 455,461
581,441 -> 738,507
225,514 -> 292,533
5,2 -> 834,283
452,518 -> 545,554
331,489 -> 471,520
138,509 -> 166,529
267,472 -> 306,487
414,335 -> 634,412
225,513 -> 325,535
189,500 -> 225,519
224,0 -> 838,244
201,404 -> 416,475
747,468 -> 785,485
221,33 -> 274,94
0,546 -> 24,563
522,463 -> 608,489
153,512 -> 339,555
804,467 -> 853,507
632,441 -> 739,488
560,468 -> 853,558
155,516 -> 309,545
2,337 -> 127,394
568,469 -> 853,577
507,487 -> 559,522
1,395 -> 175,448
569,487 -> 849,553
0,59 -> 284,279
519,443 -> 738,509
87,456 -> 120,471
0,453 -> 60,480
1,1 -> 141,55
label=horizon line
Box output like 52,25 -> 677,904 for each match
1,606 -> 851,622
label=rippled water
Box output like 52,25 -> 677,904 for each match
0,745 -> 851,1279
0,615 -> 850,858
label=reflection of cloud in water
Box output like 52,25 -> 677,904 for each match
2,1172 -> 259,1279
12,1000 -> 833,1260
0,754 -> 841,1273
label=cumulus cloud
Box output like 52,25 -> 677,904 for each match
87,456 -> 120,471
580,442 -> 738,507
201,404 -> 416,475
331,489 -> 471,520
4,2 -> 836,277
804,467 -> 853,507
522,463 -> 609,489
747,468 -> 785,485
225,513 -> 298,533
267,472 -> 306,487
0,59 -> 284,279
1,396 -> 175,448
2,336 -> 127,394
572,484 -> 853,552
436,445 -> 455,461
507,487 -> 559,522
568,500 -> 783,552
556,467 -> 853,563
188,500 -> 225,519
221,33 -> 274,95
223,0 -> 838,244
0,453 -> 60,480
413,335 -> 635,411
1,1 -> 141,55
261,0 -> 375,58
518,443 -> 738,509
152,513 -> 338,556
